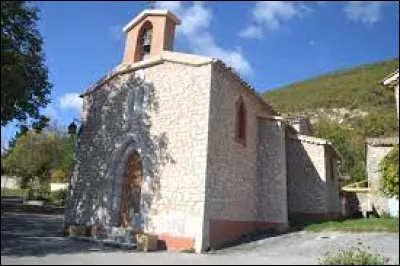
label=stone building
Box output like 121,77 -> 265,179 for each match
64,9 -> 341,253
365,137 -> 399,216
381,69 -> 399,119
362,69 -> 399,217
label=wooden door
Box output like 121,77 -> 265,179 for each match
120,152 -> 143,227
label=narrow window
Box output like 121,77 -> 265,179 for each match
139,21 -> 153,61
235,96 -> 246,146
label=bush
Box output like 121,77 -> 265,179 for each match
50,169 -> 67,182
51,188 -> 68,206
319,247 -> 389,265
379,146 -> 399,199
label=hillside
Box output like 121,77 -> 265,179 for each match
262,58 -> 399,183
263,58 -> 398,118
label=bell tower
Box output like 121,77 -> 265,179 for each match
122,9 -> 181,64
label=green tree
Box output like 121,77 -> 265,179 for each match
1,1 -> 52,126
1,126 -> 74,191
313,118 -> 366,184
379,146 -> 399,199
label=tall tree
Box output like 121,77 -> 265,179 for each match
1,1 -> 52,126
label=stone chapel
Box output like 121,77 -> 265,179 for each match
64,9 -> 342,253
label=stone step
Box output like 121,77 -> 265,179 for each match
70,236 -> 137,250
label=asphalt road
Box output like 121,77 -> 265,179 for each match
1,212 -> 399,265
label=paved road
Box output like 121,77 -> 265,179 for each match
1,212 -> 399,265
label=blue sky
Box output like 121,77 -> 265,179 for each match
1,1 -> 399,149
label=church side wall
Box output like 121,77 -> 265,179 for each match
203,65 -> 287,249
286,139 -> 330,221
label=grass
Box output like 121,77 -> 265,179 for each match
292,218 -> 399,233
262,58 -> 399,116
319,247 -> 390,265
1,188 -> 29,199
1,187 -> 67,206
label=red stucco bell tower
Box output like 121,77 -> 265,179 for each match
122,9 -> 181,64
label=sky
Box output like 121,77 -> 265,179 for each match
1,1 -> 399,149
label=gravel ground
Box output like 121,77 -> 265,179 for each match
1,212 -> 399,265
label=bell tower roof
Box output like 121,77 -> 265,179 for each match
123,9 -> 181,33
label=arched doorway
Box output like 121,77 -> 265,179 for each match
120,151 -> 143,227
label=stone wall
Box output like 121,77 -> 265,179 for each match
395,85 -> 399,119
203,64 -> 287,249
325,148 -> 341,215
65,61 -> 212,252
286,138 -> 337,221
366,144 -> 395,216
256,119 -> 288,225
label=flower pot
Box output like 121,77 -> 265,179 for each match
136,233 -> 158,252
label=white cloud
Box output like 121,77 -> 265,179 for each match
253,1 -> 304,29
309,39 -> 315,47
345,1 -> 386,25
155,1 -> 253,75
154,1 -> 182,14
238,25 -> 264,39
59,93 -> 83,113
239,1 -> 313,39
188,33 -> 253,75
42,104 -> 61,121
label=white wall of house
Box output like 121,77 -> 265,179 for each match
50,183 -> 68,192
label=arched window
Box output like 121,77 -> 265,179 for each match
235,96 -> 246,146
138,21 -> 153,61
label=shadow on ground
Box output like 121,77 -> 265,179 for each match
1,212 -> 122,257
208,230 -> 284,252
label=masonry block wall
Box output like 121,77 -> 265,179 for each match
325,148 -> 341,216
256,119 -> 288,227
366,144 -> 394,216
286,139 -> 330,221
395,85 -> 399,119
203,64 -> 288,249
65,61 -> 212,252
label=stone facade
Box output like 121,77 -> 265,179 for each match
286,135 -> 341,221
285,116 -> 312,135
65,57 -> 212,252
395,85 -> 399,119
366,138 -> 399,216
203,64 -> 288,248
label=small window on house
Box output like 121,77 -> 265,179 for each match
235,96 -> 246,146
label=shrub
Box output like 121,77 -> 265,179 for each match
50,169 -> 67,182
181,247 -> 196,253
319,247 -> 389,265
51,188 -> 68,206
379,145 -> 399,199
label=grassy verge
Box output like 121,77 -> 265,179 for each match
1,188 -> 67,206
1,188 -> 29,199
292,218 -> 399,233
